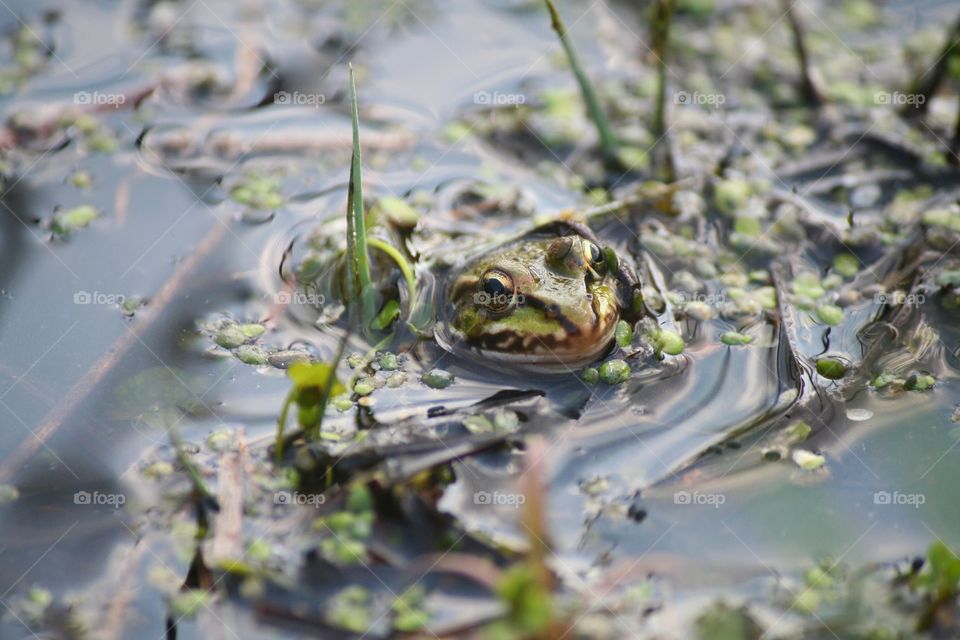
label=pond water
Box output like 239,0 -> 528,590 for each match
1,0 -> 960,638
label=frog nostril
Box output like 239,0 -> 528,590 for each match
545,303 -> 560,317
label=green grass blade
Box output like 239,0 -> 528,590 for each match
544,0 -> 618,161
348,64 -> 375,326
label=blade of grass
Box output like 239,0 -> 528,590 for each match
544,0 -> 619,162
347,64 -> 375,327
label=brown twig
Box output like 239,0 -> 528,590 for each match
0,220 -> 230,484
208,428 -> 246,565
101,542 -> 148,640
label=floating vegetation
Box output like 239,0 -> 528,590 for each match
421,368 -> 454,389
598,358 -> 631,385
50,204 -> 99,236
230,171 -> 284,211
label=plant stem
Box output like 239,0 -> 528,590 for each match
782,0 -> 824,106
544,0 -> 619,162
951,94 -> 960,166
274,388 -> 296,464
650,0 -> 676,181
904,13 -> 960,118
367,237 -> 416,324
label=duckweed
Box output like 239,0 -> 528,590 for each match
325,585 -> 371,632
792,449 -> 826,470
377,351 -> 400,371
422,369 -> 454,389
231,172 -> 284,210
0,484 -> 19,504
581,367 -> 599,384
215,325 -> 247,349
353,377 -> 375,396
816,304 -> 844,326
51,205 -> 99,236
171,589 -> 210,618
833,254 -> 859,278
905,373 -> 935,391
816,357 -> 847,380
599,359 -> 631,384
391,585 -> 429,632
721,331 -> 752,345
235,344 -> 268,365
655,329 -> 685,355
373,196 -> 420,230
714,178 -> 752,215
615,320 -> 633,348
239,323 -> 266,339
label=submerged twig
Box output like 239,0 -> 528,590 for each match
781,0 -> 825,106
208,428 -> 246,566
544,0 -> 619,162
0,220 -> 229,484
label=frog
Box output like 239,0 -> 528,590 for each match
435,220 -> 641,371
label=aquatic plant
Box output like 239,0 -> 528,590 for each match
650,0 -> 676,181
274,357 -> 346,463
544,0 -> 618,163
345,64 -> 376,328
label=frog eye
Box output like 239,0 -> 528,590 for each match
582,241 -> 604,269
547,237 -> 573,262
477,269 -> 515,311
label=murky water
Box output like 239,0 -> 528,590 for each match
2,0 -> 960,637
